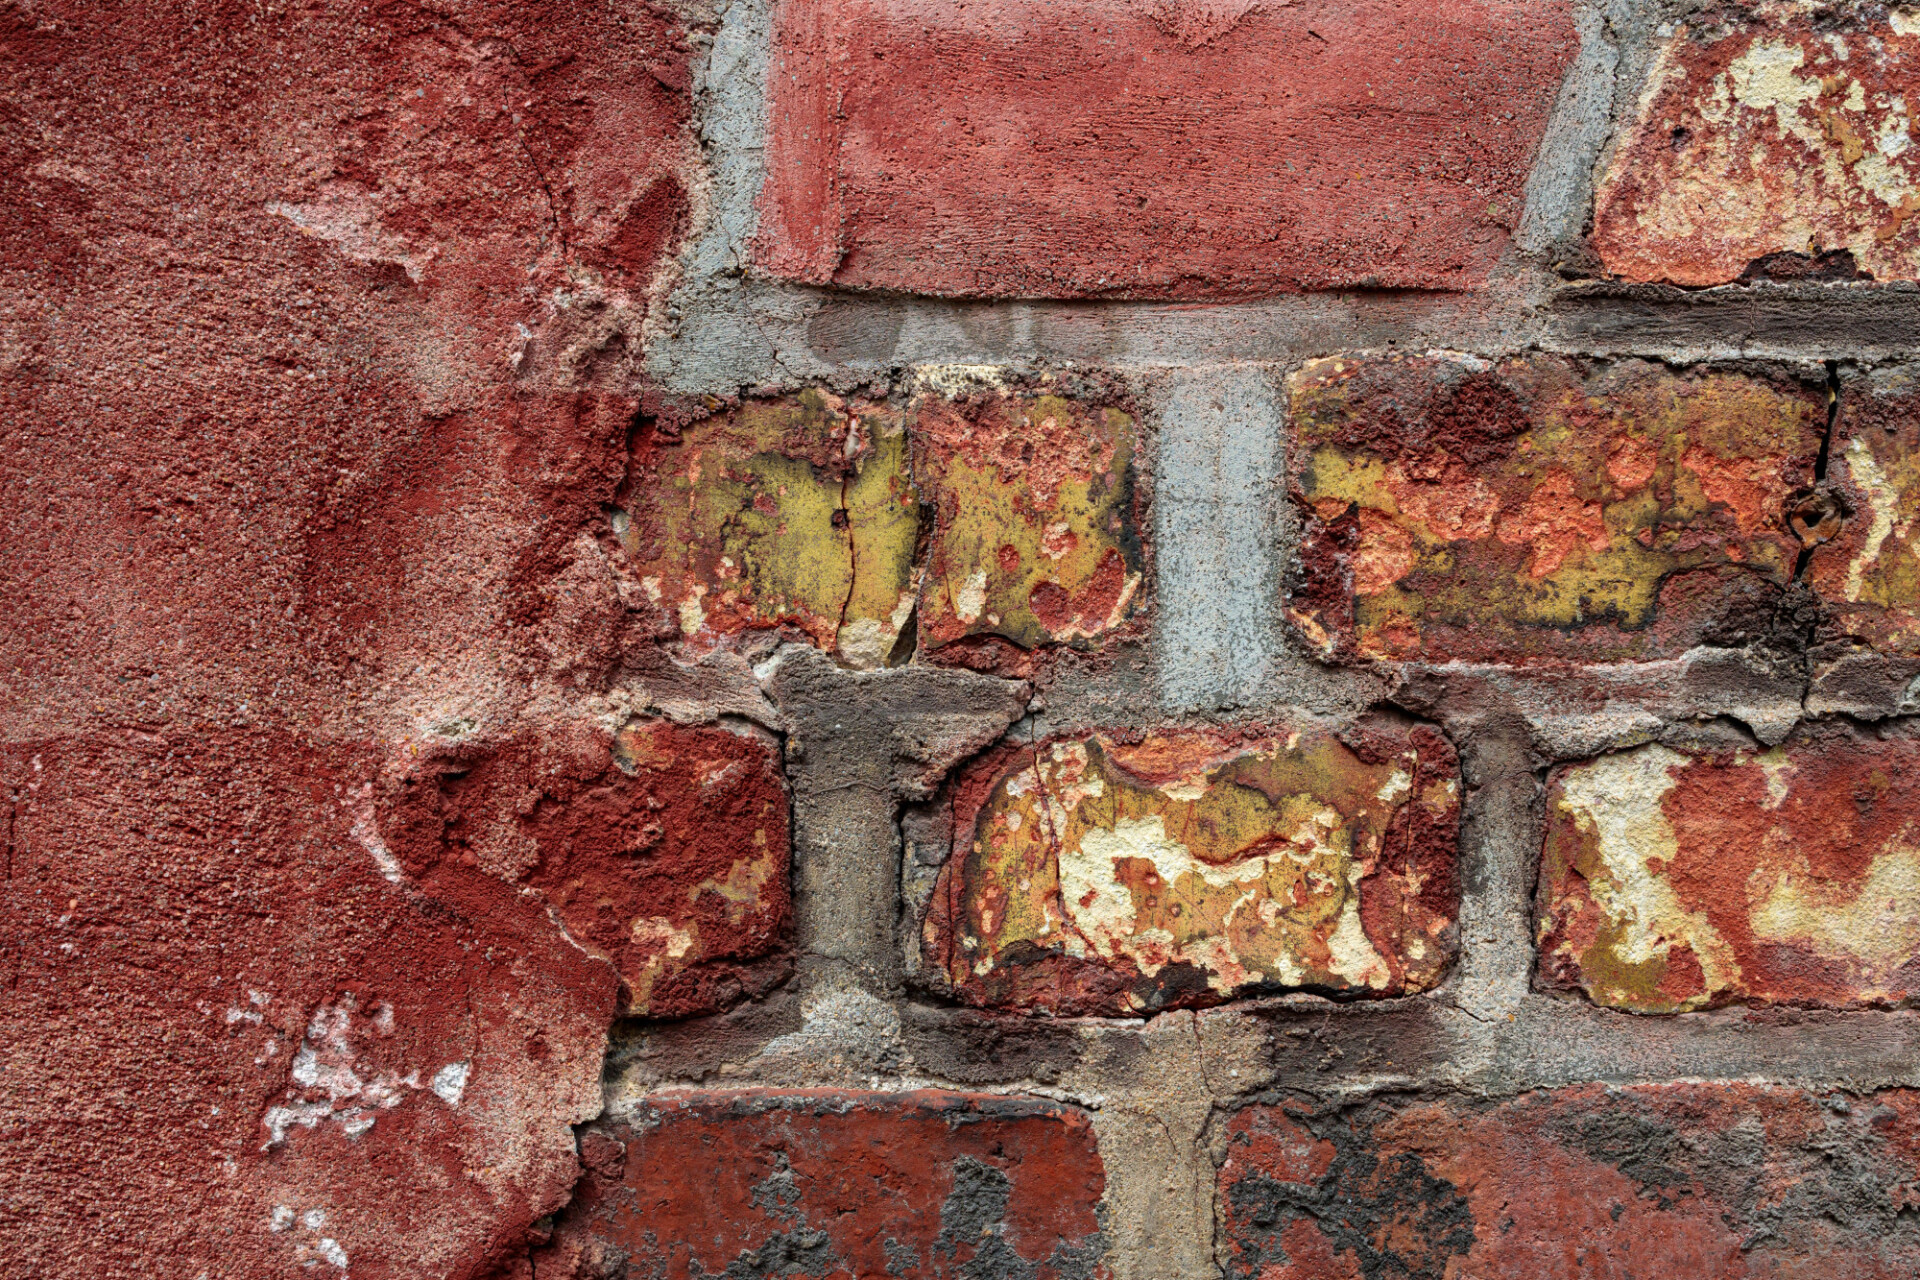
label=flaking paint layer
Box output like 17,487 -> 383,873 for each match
618,390 -> 920,668
922,723 -> 1459,1015
384,719 -> 792,1018
913,389 -> 1143,666
1287,353 -> 1823,665
1594,4 -> 1920,285
1539,728 -> 1920,1012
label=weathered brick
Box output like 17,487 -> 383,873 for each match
1287,354 -> 1825,665
913,386 -> 1144,668
384,719 -> 791,1018
536,1090 -> 1107,1279
1220,1086 -> 1920,1279
921,721 -> 1459,1015
1594,5 -> 1920,287
622,383 -> 1146,672
757,0 -> 1577,298
616,391 -> 921,668
2,733 -> 616,1279
1817,367 -> 1920,655
1538,724 -> 1920,1013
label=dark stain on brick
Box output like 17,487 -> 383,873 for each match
1224,1104 -> 1474,1280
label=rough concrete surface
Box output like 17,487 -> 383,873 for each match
11,0 -> 1920,1276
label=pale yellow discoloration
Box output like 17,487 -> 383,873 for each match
1750,844 -> 1920,991
934,729 -> 1457,1011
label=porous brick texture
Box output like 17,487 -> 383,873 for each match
13,0 -> 1920,1276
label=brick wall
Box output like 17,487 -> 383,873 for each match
9,1 -> 1920,1276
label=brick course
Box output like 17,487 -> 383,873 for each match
537,1090 -> 1107,1280
1221,1086 -> 1920,1278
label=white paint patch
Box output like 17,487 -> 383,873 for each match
431,1062 -> 470,1107
911,363 -> 1008,396
1894,7 -> 1920,37
1728,41 -> 1821,116
630,916 -> 695,958
259,995 -> 435,1149
315,1238 -> 348,1269
1324,887 -> 1392,990
1751,843 -> 1920,988
678,585 -> 708,636
953,568 -> 989,624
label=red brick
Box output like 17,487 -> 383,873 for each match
921,720 -> 1459,1015
536,1089 -> 1108,1279
616,391 -> 920,668
0,0 -> 698,734
912,385 -> 1144,670
1,733 -> 617,1279
618,381 -> 1146,673
757,0 -> 1577,299
1594,7 -> 1920,286
383,719 -> 791,1019
1817,368 -> 1920,655
1221,1086 -> 1920,1279
1287,354 -> 1825,665
1537,723 -> 1920,1013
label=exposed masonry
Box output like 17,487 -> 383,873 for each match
557,1 -> 1920,1275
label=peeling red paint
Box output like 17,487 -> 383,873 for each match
922,721 -> 1459,1015
0,1 -> 705,1273
1287,354 -> 1824,665
1222,1087 -> 1920,1279
757,0 -> 1576,298
535,1090 -> 1108,1280
1538,724 -> 1920,1013
1594,7 -> 1920,286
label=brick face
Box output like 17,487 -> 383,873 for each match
617,391 -> 921,668
18,0 -> 1920,1272
912,388 -> 1144,667
1820,367 -> 1920,655
921,721 -> 1459,1015
1287,354 -> 1826,665
1220,1087 -> 1920,1279
1594,7 -> 1920,286
1538,724 -> 1920,1013
757,0 -> 1577,298
537,1090 -> 1107,1280
619,382 -> 1144,671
